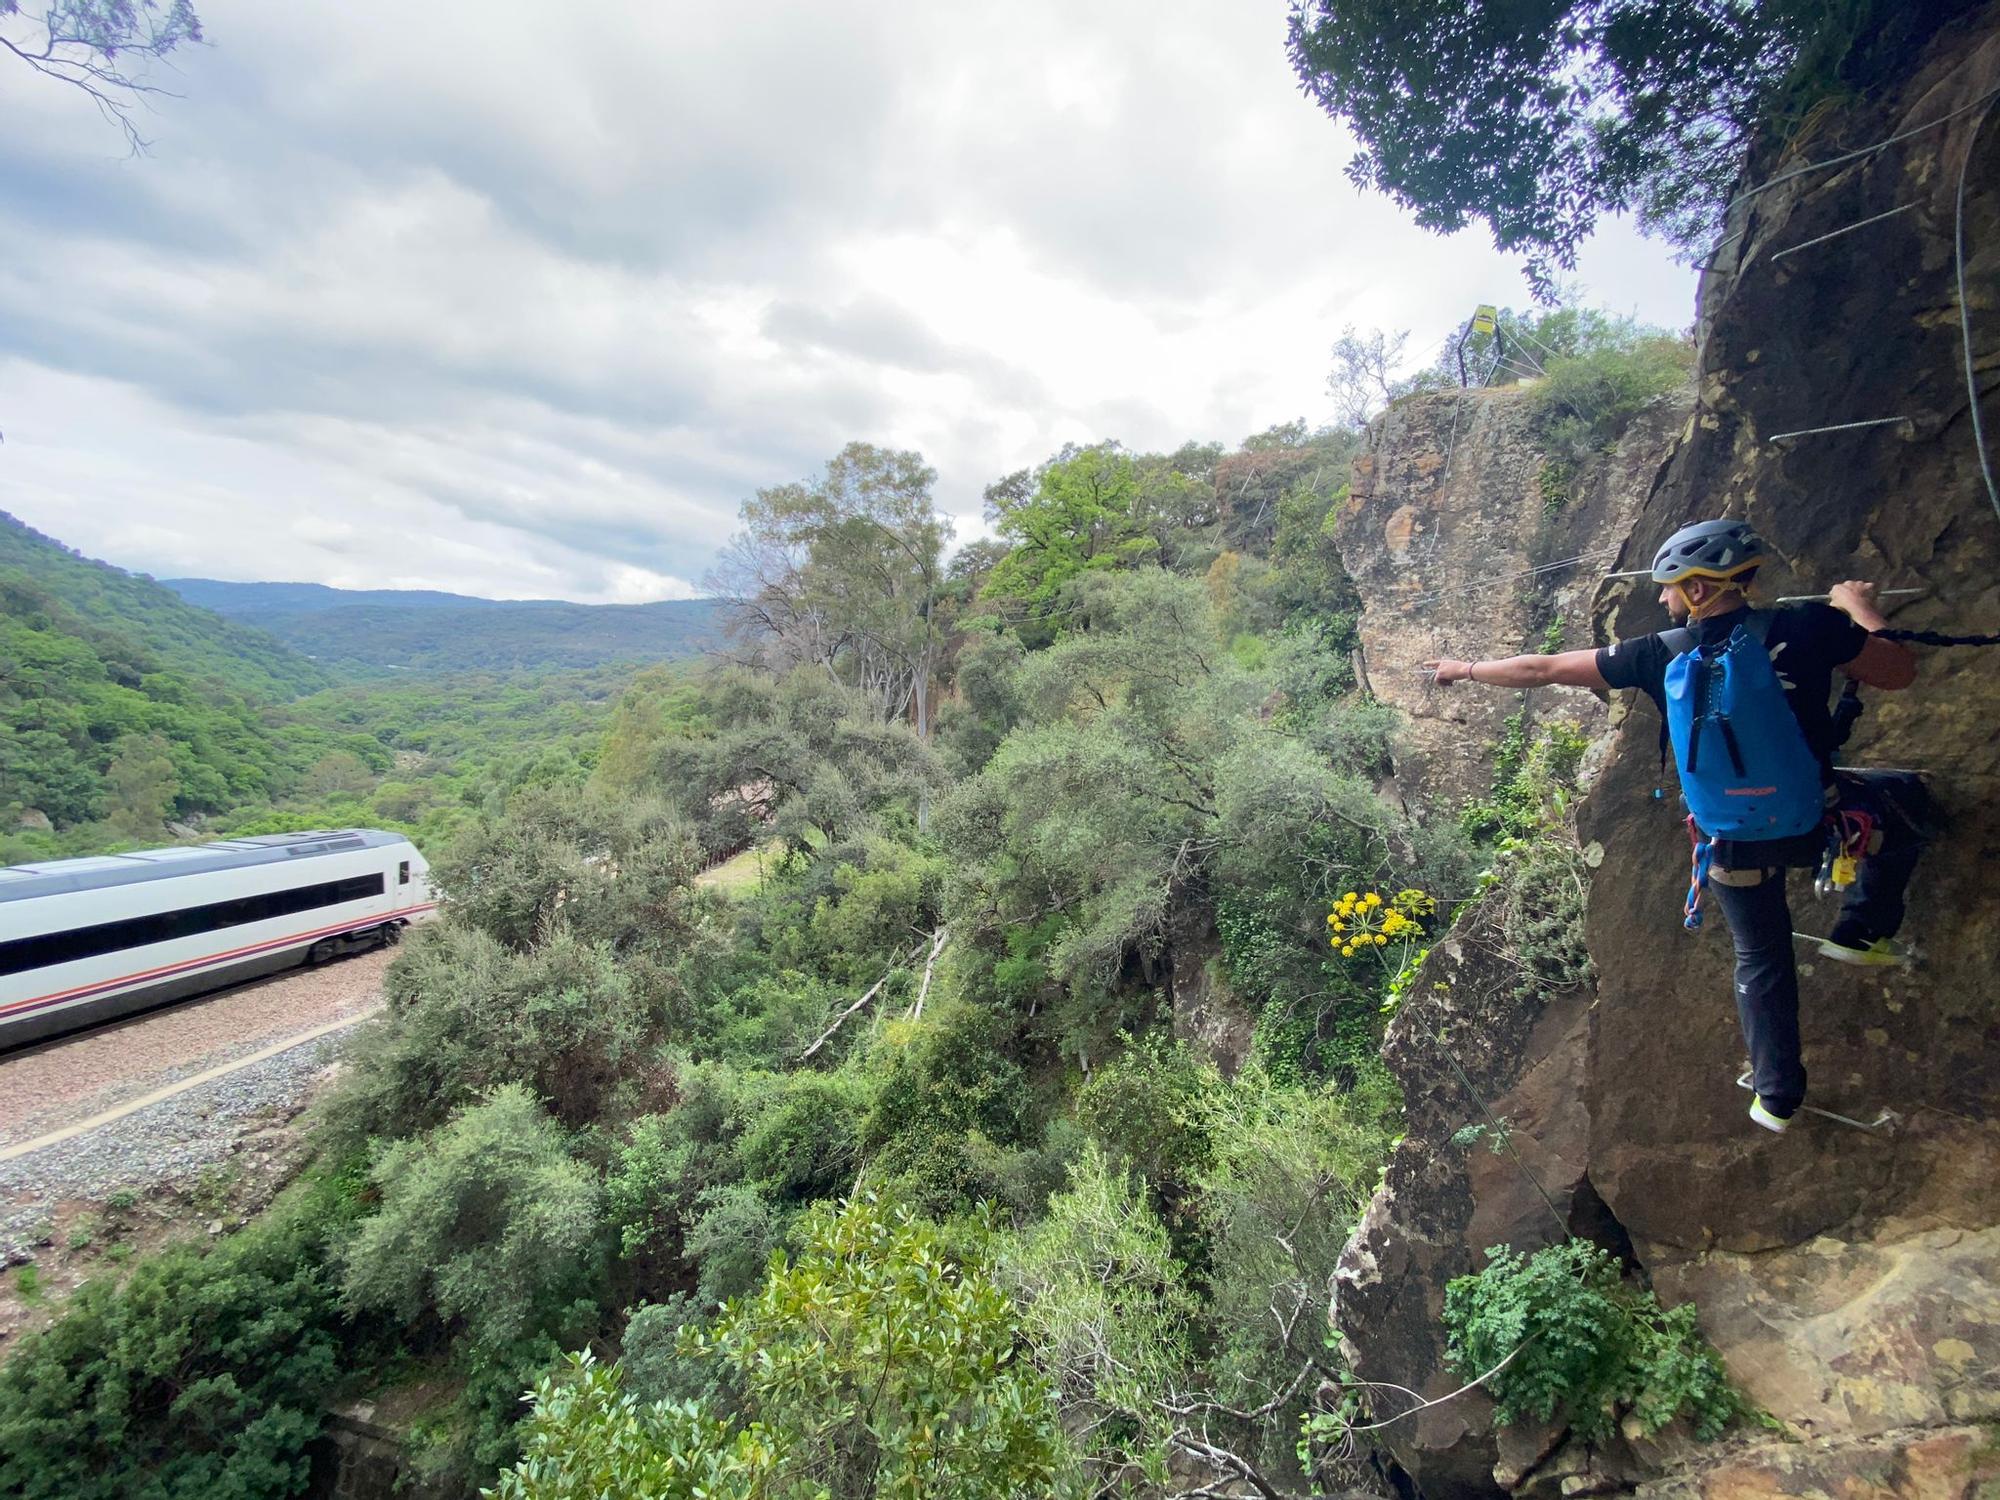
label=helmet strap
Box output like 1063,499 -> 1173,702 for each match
1676,579 -> 1744,621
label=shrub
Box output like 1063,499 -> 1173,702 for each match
861,1005 -> 1030,1218
607,1067 -> 748,1263
1460,715 -> 1589,844
320,925 -> 672,1142
690,1196 -> 1066,1496
495,1198 -> 1067,1499
735,1071 -> 869,1207
801,839 -> 946,987
999,1144 -> 1194,1488
1074,1033 -> 1217,1229
1443,1241 -> 1743,1441
1530,334 -> 1693,462
1196,1068 -> 1399,1472
340,1083 -> 605,1357
681,1184 -> 782,1309
0,1164 -> 367,1500
1486,829 -> 1597,1002
619,1295 -> 734,1410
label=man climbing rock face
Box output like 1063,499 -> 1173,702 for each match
1423,519 -> 1923,1136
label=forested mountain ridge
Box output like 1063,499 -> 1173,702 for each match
0,512 -> 349,849
1,512 -> 330,701
165,579 -> 512,614
0,513 -> 632,860
167,576 -> 725,675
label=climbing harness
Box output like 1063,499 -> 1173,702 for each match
1816,804 -> 1877,898
1734,1070 -> 1899,1134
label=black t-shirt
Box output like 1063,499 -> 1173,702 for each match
1596,603 -> 1870,864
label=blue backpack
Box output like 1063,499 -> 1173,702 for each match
1663,612 -> 1824,842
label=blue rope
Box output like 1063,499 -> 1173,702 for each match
1684,838 -> 1713,932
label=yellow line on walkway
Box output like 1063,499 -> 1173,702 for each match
0,1007 -> 381,1165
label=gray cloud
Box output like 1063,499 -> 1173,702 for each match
0,0 -> 1694,602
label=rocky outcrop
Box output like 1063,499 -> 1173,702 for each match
1332,12 -> 2000,1499
1339,387 -> 1687,811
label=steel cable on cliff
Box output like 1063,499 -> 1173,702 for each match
1391,546 -> 1625,611
1725,80 -> 2000,214
1952,88 -> 2000,524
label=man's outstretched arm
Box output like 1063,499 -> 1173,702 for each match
1423,649 -> 1609,690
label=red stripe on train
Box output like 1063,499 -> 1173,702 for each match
0,903 -> 438,1021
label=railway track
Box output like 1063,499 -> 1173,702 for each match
0,947 -> 390,1190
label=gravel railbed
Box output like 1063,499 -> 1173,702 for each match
0,947 -> 394,1149
0,1026 -> 358,1263
0,948 -> 396,1266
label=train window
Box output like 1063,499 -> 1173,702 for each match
0,872 -> 387,977
398,861 -> 410,885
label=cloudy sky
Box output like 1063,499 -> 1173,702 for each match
1,0 -> 1696,603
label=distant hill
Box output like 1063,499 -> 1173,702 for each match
1,514 -> 332,702
165,578 -> 726,674
164,579 -> 510,615
0,512 -> 335,840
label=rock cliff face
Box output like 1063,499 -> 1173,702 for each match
1331,14 -> 2000,1500
1341,387 -> 1687,812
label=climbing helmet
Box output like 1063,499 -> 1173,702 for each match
1650,518 -> 1768,585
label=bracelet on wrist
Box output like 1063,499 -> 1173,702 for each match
1467,661 -> 1481,684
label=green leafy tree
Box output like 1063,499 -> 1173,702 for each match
99,732 -> 178,841
982,444 -> 1155,616
633,667 -> 940,857
1286,1 -> 1967,282
487,1352 -> 784,1500
0,1167 -> 363,1500
941,571 -> 1257,1032
339,1084 -> 605,1357
709,444 -> 953,737
495,1197 -> 1067,1500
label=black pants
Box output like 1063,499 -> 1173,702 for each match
1709,873 -> 1806,1116
1826,771 -> 1932,949
1709,772 -> 1931,1117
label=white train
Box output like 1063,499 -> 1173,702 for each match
0,830 -> 433,1049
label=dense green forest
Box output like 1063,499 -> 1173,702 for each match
0,272 -> 1727,1500
0,511 -> 362,856
0,515 -> 675,864
0,354 -> 1717,1497
168,577 -> 725,676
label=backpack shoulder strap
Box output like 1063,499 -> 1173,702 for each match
1657,628 -> 1695,769
1741,609 -> 1774,646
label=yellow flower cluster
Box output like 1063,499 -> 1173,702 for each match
1390,888 -> 1437,918
1327,889 -> 1429,958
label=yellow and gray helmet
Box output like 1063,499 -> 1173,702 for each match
1650,519 -> 1767,585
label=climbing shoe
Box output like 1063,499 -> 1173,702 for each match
1816,935 -> 1909,967
1748,1096 -> 1794,1134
